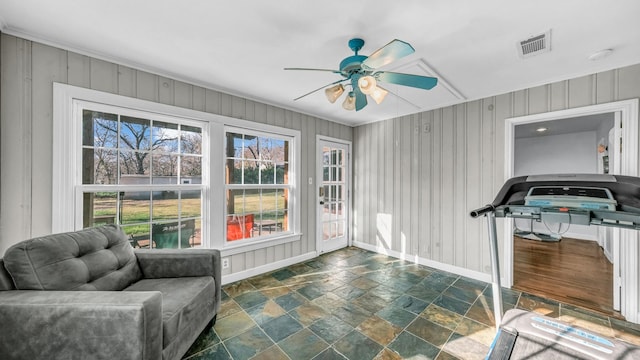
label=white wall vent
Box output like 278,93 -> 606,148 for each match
517,30 -> 551,58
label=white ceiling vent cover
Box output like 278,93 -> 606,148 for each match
518,30 -> 551,58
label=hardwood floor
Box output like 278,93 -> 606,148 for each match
512,235 -> 622,318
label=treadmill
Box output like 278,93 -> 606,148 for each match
470,174 -> 640,359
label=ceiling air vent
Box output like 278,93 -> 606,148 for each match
518,30 -> 551,58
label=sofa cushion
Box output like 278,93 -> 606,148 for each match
124,276 -> 216,347
3,225 -> 142,291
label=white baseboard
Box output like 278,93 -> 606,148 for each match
221,251 -> 318,285
353,240 -> 492,284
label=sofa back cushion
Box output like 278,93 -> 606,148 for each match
3,225 -> 142,291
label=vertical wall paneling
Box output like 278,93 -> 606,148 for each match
352,127 -> 361,244
158,77 -> 175,105
31,43 -> 67,237
431,110 -> 443,262
67,53 -> 90,88
369,122 -> 379,248
136,70 -> 159,102
453,104 -> 467,265
528,85 -> 549,115
0,35 -> 32,250
192,86 -> 205,112
117,65 -> 137,98
89,58 -> 118,94
384,119 -> 394,246
568,75 -> 595,108
410,115 -> 420,255
440,107 -> 454,264
400,116 -> 412,254
392,120 -> 401,251
596,70 -> 616,104
205,89 -> 222,114
419,112 -> 431,258
464,101 -> 482,270
618,66 -> 640,101
173,81 -> 193,109
550,81 -> 568,111
305,115 -> 315,253
361,124 -> 371,248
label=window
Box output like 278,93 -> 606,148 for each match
79,107 -> 205,249
54,83 -> 301,254
224,128 -> 292,243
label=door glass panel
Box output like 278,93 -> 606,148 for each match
321,145 -> 347,243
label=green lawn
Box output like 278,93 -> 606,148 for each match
88,190 -> 287,237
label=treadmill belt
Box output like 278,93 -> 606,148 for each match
487,309 -> 640,359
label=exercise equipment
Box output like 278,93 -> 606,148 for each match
470,174 -> 640,359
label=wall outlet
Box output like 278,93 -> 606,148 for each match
222,257 -> 230,269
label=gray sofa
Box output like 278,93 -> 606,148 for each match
0,224 -> 221,360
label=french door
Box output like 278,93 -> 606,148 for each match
316,137 -> 351,253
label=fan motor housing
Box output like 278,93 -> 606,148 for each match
340,55 -> 368,76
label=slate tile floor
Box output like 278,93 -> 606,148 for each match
183,247 -> 640,360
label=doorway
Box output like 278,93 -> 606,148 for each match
316,137 -> 352,254
511,113 -> 617,315
503,99 -> 639,323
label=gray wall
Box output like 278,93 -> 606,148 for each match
353,63 -> 640,276
0,33 -> 352,278
515,131 -> 596,176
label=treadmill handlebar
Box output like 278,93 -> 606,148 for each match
470,205 -> 495,218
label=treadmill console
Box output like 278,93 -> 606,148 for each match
524,186 -> 617,211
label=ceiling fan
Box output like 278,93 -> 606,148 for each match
285,38 -> 438,111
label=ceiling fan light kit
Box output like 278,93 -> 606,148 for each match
357,75 -> 377,94
324,84 -> 345,103
286,38 -> 438,111
342,91 -> 356,110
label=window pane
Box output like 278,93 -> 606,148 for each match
227,159 -> 242,184
244,160 -> 258,184
226,132 -> 244,158
83,148 -> 118,185
83,110 -> 118,148
152,121 -> 179,154
152,191 -> 178,221
260,162 -> 275,184
228,189 -> 246,214
152,154 -> 178,184
120,116 -> 151,151
261,189 -> 276,213
152,219 -> 196,249
121,191 -> 150,224
276,163 -> 287,184
181,155 -> 202,178
181,190 -> 202,219
224,129 -> 292,241
181,125 -> 202,154
244,135 -> 258,159
120,150 -> 150,183
122,224 -> 150,249
83,192 -> 118,228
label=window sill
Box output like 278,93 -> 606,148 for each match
219,233 -> 302,256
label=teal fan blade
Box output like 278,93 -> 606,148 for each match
361,39 -> 415,70
376,71 -> 438,90
293,78 -> 347,101
354,89 -> 367,111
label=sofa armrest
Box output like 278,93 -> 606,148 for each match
0,290 -> 163,360
134,249 -> 221,311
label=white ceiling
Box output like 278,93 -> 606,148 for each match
1,0 -> 640,126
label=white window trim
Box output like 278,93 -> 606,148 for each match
53,83 -> 301,254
